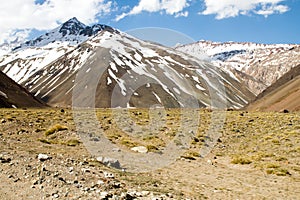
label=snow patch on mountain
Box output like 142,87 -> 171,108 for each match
0,91 -> 8,99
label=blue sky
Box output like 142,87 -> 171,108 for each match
106,0 -> 300,45
1,0 -> 300,46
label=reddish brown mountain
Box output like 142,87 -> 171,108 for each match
246,65 -> 300,111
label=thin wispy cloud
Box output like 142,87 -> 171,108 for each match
200,0 -> 289,19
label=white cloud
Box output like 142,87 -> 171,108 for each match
201,0 -> 289,19
175,11 -> 189,18
116,0 -> 189,21
0,0 -> 112,43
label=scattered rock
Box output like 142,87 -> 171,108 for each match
38,154 -> 51,161
100,191 -> 109,199
282,109 -> 289,113
97,180 -> 105,185
123,193 -> 135,199
81,168 -> 91,173
69,167 -> 74,173
0,156 -> 11,163
14,178 -> 20,182
90,137 -> 100,142
103,171 -> 114,178
131,146 -> 148,153
112,148 -> 121,152
96,156 -> 121,169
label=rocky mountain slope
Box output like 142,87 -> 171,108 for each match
246,65 -> 300,111
0,71 -> 45,108
0,18 -> 254,109
177,41 -> 300,95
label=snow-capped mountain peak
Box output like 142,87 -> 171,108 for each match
59,17 -> 86,36
0,18 -> 115,84
13,17 -> 113,50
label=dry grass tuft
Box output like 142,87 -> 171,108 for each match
45,124 -> 68,136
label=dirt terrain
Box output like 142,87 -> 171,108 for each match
0,108 -> 299,199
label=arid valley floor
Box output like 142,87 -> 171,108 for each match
0,108 -> 299,199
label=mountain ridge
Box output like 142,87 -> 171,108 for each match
13,17 -> 114,51
2,18 -> 299,110
0,18 -> 255,109
176,40 -> 300,95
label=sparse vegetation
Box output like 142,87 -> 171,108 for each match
231,155 -> 252,165
45,124 -> 68,136
0,108 -> 299,198
65,139 -> 81,146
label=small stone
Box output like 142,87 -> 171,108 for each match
58,177 -> 66,183
124,193 -> 135,200
53,193 -> 59,198
38,154 -> 51,161
100,191 -> 109,198
96,157 -> 121,169
1,119 -> 6,123
131,146 -> 148,153
32,179 -> 40,185
81,168 -> 90,173
112,148 -> 121,152
97,180 -> 104,185
103,171 -> 114,178
69,167 -> 74,172
166,193 -> 173,198
141,191 -> 150,196
14,178 -> 20,182
0,156 -> 11,163
90,137 -> 100,142
112,182 -> 121,188
283,109 -> 289,113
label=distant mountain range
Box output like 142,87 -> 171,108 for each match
0,17 -> 299,110
177,41 -> 300,95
